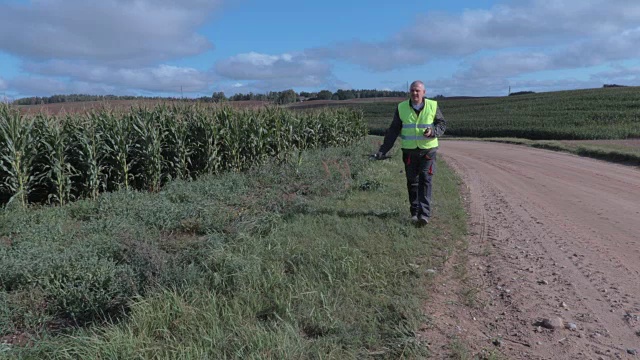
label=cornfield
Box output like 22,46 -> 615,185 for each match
0,103 -> 367,206
360,87 -> 640,140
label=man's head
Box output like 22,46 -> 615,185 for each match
409,80 -> 426,105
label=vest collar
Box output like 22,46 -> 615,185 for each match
410,98 -> 425,111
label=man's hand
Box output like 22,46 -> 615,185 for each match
423,128 -> 433,137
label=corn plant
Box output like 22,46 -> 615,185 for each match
0,103 -> 367,206
67,113 -> 106,200
34,115 -> 77,205
0,105 -> 36,207
190,108 -> 221,175
98,109 -> 134,191
162,108 -> 190,180
131,107 -> 167,192
217,107 -> 244,172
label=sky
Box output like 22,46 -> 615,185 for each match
1,0 -> 640,100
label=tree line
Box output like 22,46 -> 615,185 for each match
14,88 -> 408,106
223,88 -> 407,102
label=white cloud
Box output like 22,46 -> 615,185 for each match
426,75 -> 511,97
306,41 -> 426,72
252,75 -> 345,91
4,0 -> 638,97
308,0 -> 640,72
220,76 -> 350,96
11,77 -> 63,95
426,62 -> 640,97
8,76 -> 113,96
216,52 -> 331,81
0,0 -> 222,65
461,52 -> 551,79
589,65 -> 640,85
24,61 -> 214,93
455,26 -> 640,83
214,51 -> 341,91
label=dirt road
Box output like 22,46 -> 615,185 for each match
424,141 -> 640,359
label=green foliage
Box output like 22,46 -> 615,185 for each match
358,178 -> 382,191
508,91 -> 535,96
334,89 -> 356,100
0,106 -> 36,206
275,89 -> 298,105
357,87 -> 640,140
211,91 -> 227,102
0,140 -> 369,337
316,90 -> 333,100
0,103 -> 367,207
2,138 -> 468,359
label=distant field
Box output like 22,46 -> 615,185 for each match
16,99 -> 269,115
287,96 -> 403,109
15,86 -> 640,140
17,98 -> 401,116
329,87 -> 640,140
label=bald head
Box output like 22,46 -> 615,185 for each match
409,80 -> 426,105
410,80 -> 425,89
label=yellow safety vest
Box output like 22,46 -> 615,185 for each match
398,99 -> 438,149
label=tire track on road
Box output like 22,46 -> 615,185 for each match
439,141 -> 640,359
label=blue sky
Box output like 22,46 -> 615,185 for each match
1,0 -> 639,100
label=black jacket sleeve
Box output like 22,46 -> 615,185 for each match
431,107 -> 446,138
377,108 -> 402,155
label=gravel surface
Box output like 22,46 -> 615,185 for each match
420,141 -> 640,359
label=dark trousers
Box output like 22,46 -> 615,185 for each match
403,148 -> 437,218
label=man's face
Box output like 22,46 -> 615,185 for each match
410,84 -> 425,104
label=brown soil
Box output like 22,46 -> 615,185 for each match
421,141 -> 640,359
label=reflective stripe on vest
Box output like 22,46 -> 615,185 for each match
398,99 -> 438,149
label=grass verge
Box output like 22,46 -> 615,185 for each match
2,137 -> 467,359
446,137 -> 640,167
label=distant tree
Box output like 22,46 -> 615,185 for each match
316,90 -> 333,100
211,91 -> 227,102
334,89 -> 355,100
276,89 -> 298,104
603,84 -> 626,88
508,91 -> 536,96
12,87 -> 409,106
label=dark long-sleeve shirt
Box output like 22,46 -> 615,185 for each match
378,102 -> 446,155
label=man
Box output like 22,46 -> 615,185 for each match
374,80 -> 446,225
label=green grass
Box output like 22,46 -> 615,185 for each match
345,87 -> 640,140
1,137 -> 468,359
450,137 -> 640,166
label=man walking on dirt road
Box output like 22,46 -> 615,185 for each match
374,80 -> 446,225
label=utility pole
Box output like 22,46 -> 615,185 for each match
181,86 -> 183,99
508,86 -> 511,96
